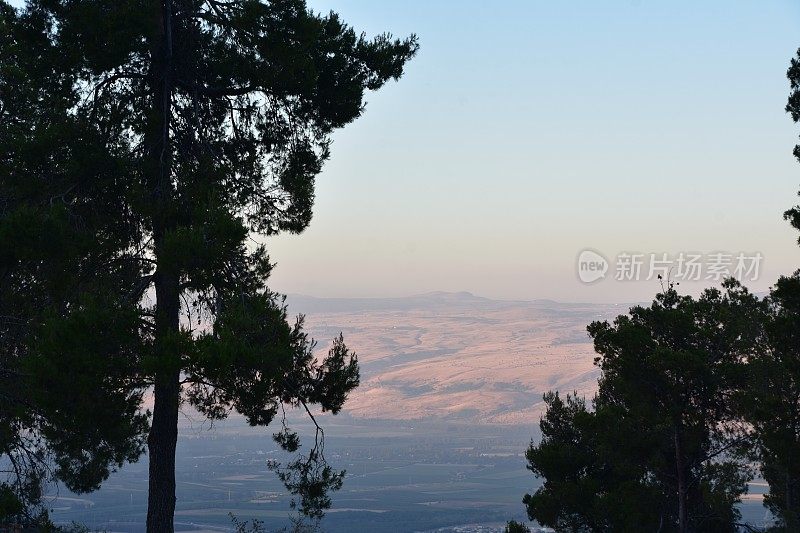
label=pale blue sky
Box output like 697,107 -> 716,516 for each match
11,0 -> 800,301
266,0 -> 800,302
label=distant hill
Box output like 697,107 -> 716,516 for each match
286,291 -> 622,313
285,292 -> 626,425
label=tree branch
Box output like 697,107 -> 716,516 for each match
176,79 -> 256,98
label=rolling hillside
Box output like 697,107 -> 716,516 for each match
289,292 -> 626,424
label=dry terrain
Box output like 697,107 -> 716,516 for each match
288,292 -> 626,425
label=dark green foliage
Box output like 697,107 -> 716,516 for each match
524,283 -> 757,533
519,52 -> 800,527
269,448 -> 345,521
229,511 -> 317,533
1,3 -> 148,525
517,37 -> 800,533
737,273 -> 800,531
523,392 -> 605,532
230,513 -> 268,533
751,48 -> 800,530
786,47 -> 800,200
504,520 -> 531,533
0,0 -> 416,528
523,392 -> 666,532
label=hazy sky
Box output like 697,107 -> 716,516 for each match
261,0 -> 800,302
11,0 -> 800,302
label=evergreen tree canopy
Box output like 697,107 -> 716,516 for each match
523,283 -> 759,533
1,3 -> 149,523
741,273 -> 800,531
0,0 -> 417,528
517,34 -> 800,533
749,46 -> 800,531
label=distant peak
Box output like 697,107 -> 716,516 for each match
417,290 -> 473,297
411,290 -> 487,301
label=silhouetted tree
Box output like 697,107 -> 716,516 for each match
524,283 -> 758,533
1,4 -> 148,525
737,274 -> 800,531
520,37 -> 800,533
0,0 -> 417,529
504,519 -> 532,533
743,46 -> 800,531
522,391 -> 666,532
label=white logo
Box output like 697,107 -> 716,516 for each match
577,249 -> 608,284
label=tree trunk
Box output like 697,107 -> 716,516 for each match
146,1 -> 178,531
787,468 -> 797,530
147,269 -> 180,532
146,364 -> 180,532
674,427 -> 689,533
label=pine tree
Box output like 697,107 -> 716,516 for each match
523,283 -> 758,533
739,274 -> 800,531
0,0 -> 417,529
749,46 -> 800,531
1,3 -> 149,524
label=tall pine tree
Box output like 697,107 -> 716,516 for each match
743,49 -> 800,528
0,0 -> 417,530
